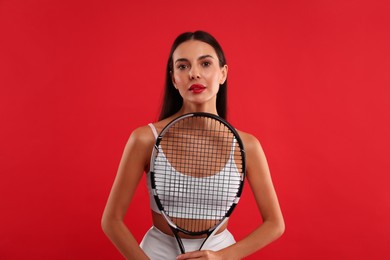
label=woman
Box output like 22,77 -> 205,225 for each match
101,31 -> 285,259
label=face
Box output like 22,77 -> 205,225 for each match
171,40 -> 227,108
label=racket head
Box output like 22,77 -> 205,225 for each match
150,112 -> 246,236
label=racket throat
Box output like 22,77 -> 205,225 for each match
173,230 -> 185,254
198,218 -> 229,251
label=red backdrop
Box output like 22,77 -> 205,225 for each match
1,0 -> 389,259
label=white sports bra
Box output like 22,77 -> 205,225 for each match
146,123 -> 241,217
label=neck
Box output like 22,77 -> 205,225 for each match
178,101 -> 218,116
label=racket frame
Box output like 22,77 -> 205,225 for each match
150,112 -> 246,253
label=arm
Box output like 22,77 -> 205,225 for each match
178,133 -> 285,260
101,127 -> 153,260
224,133 -> 285,258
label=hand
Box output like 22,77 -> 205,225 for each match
176,250 -> 224,260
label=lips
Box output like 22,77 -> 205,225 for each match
189,84 -> 206,93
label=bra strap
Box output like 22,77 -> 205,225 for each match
229,138 -> 237,159
148,123 -> 158,139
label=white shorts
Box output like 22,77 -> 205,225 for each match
140,226 -> 236,260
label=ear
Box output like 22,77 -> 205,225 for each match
219,65 -> 228,85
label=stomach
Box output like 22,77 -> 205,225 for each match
151,210 -> 228,238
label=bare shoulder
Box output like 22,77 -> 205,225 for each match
150,117 -> 175,133
236,129 -> 269,178
118,124 -> 156,167
236,129 -> 263,153
124,125 -> 156,159
128,124 -> 156,145
130,115 -> 174,142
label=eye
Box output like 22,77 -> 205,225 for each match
177,64 -> 189,70
202,61 -> 211,67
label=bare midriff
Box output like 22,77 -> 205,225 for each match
151,211 -> 228,239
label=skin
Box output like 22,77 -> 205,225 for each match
101,40 -> 285,259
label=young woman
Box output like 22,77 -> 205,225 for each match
101,31 -> 285,259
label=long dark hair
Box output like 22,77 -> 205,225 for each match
158,31 -> 228,120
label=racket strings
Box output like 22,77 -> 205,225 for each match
153,116 -> 244,233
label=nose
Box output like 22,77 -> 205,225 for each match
189,66 -> 201,80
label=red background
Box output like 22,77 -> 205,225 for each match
1,0 -> 389,259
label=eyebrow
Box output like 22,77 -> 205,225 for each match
174,55 -> 215,64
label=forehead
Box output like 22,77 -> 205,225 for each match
172,40 -> 217,60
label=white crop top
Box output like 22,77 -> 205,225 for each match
146,123 -> 241,217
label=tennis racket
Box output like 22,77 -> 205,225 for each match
150,112 -> 246,254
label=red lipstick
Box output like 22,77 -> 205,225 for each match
189,84 -> 206,94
